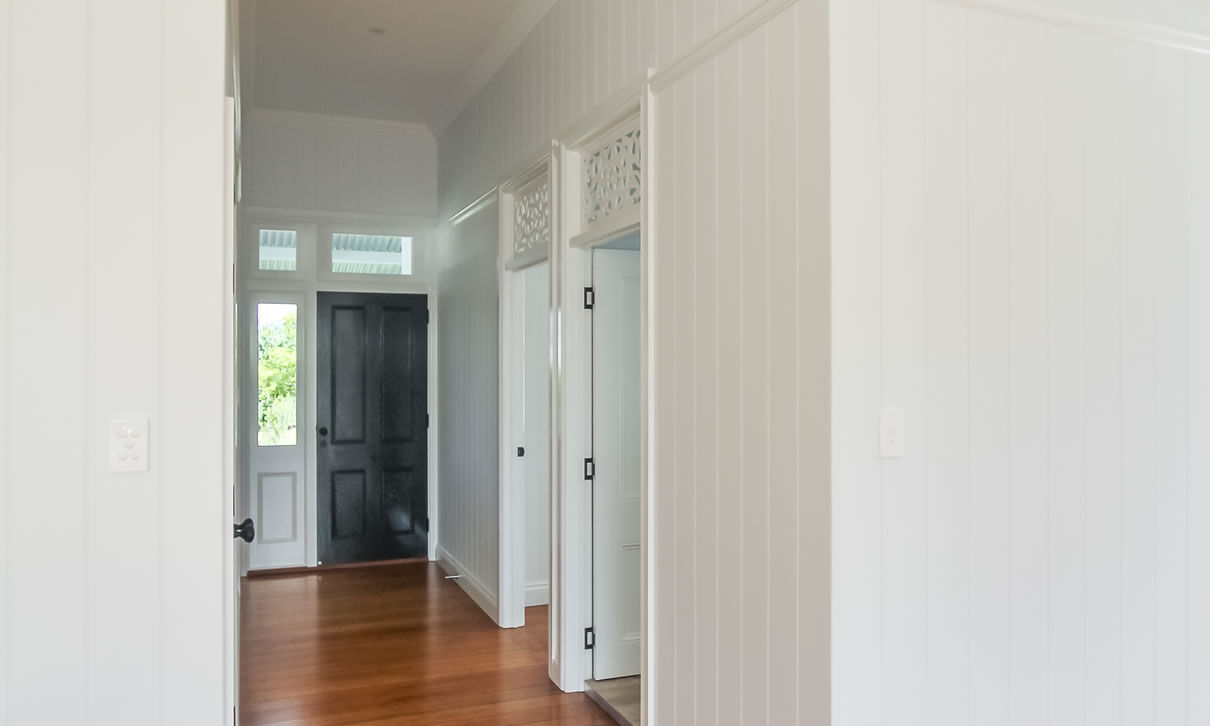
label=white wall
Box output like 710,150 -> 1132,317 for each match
438,0 -> 768,217
647,2 -> 831,722
0,0 -> 228,724
244,110 -> 437,217
436,201 -> 501,613
831,0 -> 1210,723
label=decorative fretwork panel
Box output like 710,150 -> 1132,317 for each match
513,173 -> 551,259
582,127 -> 641,227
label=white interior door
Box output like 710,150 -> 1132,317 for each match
591,247 -> 642,680
519,261 -> 552,607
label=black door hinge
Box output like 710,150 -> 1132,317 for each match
426,309 -> 431,324
584,458 -> 595,480
426,413 -> 430,428
584,287 -> 594,310
584,627 -> 595,650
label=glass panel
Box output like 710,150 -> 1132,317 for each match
257,303 -> 298,447
258,229 -> 297,271
331,233 -> 412,275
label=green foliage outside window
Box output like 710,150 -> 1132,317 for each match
258,307 -> 297,446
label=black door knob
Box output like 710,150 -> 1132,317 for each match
317,426 -> 329,436
233,518 -> 255,543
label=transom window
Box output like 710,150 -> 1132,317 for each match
258,229 -> 298,271
331,233 -> 412,276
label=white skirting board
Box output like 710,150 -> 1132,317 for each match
525,582 -> 550,607
437,548 -> 500,626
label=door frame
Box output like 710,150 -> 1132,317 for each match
236,212 -> 441,569
547,82 -> 649,696
497,159 -> 553,629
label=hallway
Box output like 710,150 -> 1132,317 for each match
240,563 -> 615,725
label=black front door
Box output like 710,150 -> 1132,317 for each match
317,292 -> 428,565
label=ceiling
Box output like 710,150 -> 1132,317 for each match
243,0 -> 543,134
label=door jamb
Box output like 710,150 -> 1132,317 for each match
498,159 -> 553,629
548,83 -> 647,694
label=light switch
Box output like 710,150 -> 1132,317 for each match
880,408 -> 905,458
110,418 -> 149,472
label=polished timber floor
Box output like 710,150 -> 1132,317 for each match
240,562 -> 615,725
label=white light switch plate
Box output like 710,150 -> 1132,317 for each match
110,418 -> 149,472
880,408 -> 905,458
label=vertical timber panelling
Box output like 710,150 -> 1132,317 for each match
437,204 -> 501,607
87,0 -> 163,720
438,0 -> 766,219
831,0 -> 1210,723
1,0 -> 226,723
1189,49 -> 1210,724
0,0 -> 7,714
650,3 -> 830,724
8,1 -> 90,722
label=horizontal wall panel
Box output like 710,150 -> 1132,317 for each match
244,112 -> 437,217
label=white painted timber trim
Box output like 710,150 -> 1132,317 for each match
526,582 -> 551,607
241,205 -> 437,230
937,0 -> 1210,55
649,0 -> 801,92
438,547 -> 501,626
570,214 -> 640,250
246,108 -> 434,137
556,80 -> 645,150
449,187 -> 500,226
430,0 -> 559,136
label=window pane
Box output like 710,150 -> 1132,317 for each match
331,233 -> 412,275
257,303 -> 297,447
259,229 -> 297,271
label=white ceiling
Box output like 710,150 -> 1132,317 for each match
243,0 -> 547,134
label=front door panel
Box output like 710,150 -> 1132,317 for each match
318,292 -> 428,564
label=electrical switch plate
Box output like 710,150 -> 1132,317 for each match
110,418 -> 149,472
880,408 -> 905,458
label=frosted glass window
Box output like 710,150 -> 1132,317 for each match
257,303 -> 298,447
331,233 -> 412,275
258,229 -> 298,271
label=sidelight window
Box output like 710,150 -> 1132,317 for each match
257,303 -> 298,447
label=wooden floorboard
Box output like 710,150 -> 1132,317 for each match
240,562 -> 613,725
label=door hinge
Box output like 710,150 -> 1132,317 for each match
584,457 -> 595,480
426,413 -> 430,428
584,626 -> 595,650
426,309 -> 430,324
583,287 -> 594,310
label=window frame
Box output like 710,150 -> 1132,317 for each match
242,220 -> 317,282
317,222 -> 427,284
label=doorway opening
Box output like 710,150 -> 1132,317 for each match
585,234 -> 643,726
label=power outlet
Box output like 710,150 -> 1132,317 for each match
110,418 -> 149,472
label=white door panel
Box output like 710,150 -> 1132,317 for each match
592,248 -> 642,680
246,294 -> 307,570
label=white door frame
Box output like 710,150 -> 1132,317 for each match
497,159 -> 554,628
548,83 -> 649,695
236,213 -> 441,569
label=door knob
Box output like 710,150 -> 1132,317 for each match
233,518 -> 255,543
317,426 -> 328,436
